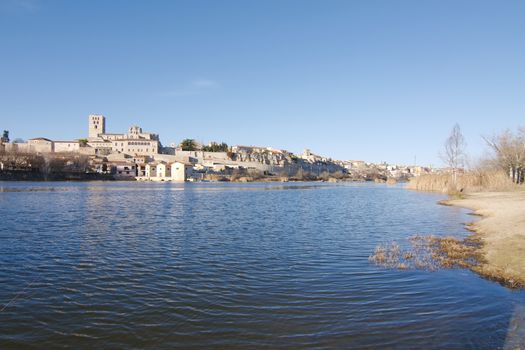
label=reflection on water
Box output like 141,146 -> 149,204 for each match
505,304 -> 525,349
0,181 -> 524,349
1,181 -> 329,193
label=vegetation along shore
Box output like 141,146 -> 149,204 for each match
401,126 -> 525,288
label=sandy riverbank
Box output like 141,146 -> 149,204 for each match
446,190 -> 525,287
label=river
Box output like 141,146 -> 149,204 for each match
0,181 -> 523,349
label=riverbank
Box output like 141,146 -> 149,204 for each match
446,190 -> 525,288
0,170 -> 114,181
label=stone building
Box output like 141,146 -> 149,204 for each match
301,149 -> 328,163
27,138 -> 54,153
88,114 -> 106,139
87,114 -> 160,156
112,161 -> 137,179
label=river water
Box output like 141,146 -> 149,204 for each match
0,181 -> 523,349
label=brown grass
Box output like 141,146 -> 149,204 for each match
472,265 -> 525,289
369,242 -> 405,269
407,170 -> 517,194
369,233 -> 524,289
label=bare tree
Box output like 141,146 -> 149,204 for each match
483,128 -> 525,184
441,123 -> 466,184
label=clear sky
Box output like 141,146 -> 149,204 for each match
1,0 -> 524,166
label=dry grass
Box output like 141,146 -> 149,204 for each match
368,242 -> 408,269
472,265 -> 525,289
414,235 -> 485,269
407,170 -> 517,194
369,234 -> 524,289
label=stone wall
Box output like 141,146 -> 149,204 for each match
54,142 -> 80,153
175,151 -> 230,162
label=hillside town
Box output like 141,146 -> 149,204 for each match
0,114 -> 434,182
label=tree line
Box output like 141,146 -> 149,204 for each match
483,128 -> 525,184
443,124 -> 524,184
180,139 -> 229,152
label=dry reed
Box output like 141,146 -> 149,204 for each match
369,234 -> 524,289
406,170 -> 517,194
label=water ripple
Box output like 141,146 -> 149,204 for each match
0,181 -> 523,349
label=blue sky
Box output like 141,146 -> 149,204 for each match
1,0 -> 524,166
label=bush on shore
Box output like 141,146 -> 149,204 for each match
291,168 -> 318,181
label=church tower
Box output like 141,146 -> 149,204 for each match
88,114 -> 105,139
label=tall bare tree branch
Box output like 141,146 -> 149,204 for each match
441,123 -> 466,184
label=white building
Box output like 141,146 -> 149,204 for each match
156,162 -> 170,179
171,161 -> 193,182
145,163 -> 158,178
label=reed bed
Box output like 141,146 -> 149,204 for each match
369,234 -> 525,289
406,170 -> 517,194
370,235 -> 484,271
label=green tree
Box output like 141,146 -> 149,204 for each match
203,142 -> 229,152
180,139 -> 197,151
1,130 -> 9,143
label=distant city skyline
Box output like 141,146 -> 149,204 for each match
1,0 -> 524,166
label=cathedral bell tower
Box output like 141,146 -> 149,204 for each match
88,114 -> 105,139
